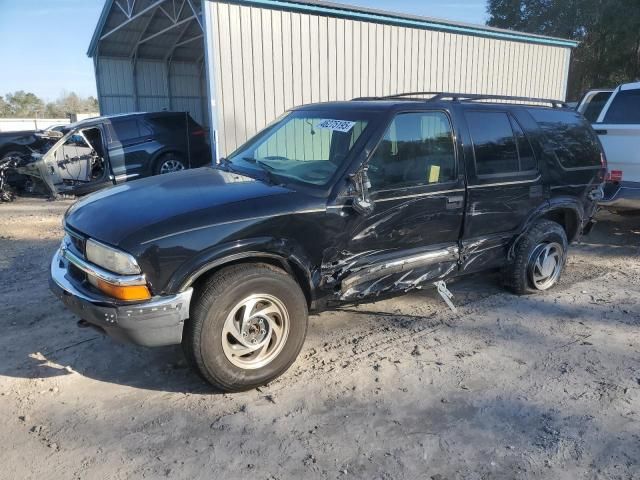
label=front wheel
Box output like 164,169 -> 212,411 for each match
183,263 -> 308,392
505,219 -> 568,295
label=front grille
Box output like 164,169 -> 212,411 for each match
65,229 -> 86,258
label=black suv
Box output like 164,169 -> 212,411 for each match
50,93 -> 606,392
8,111 -> 210,197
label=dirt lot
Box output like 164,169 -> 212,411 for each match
0,198 -> 639,480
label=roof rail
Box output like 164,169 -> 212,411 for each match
352,92 -> 569,108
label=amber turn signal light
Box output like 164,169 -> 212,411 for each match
91,277 -> 152,301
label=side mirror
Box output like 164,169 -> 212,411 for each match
349,167 -> 374,216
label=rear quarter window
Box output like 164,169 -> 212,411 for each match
147,115 -> 186,132
602,89 -> 640,124
527,109 -> 601,169
582,91 -> 612,123
107,119 -> 140,143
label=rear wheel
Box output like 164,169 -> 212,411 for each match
183,263 -> 308,392
155,153 -> 186,175
505,220 -> 568,295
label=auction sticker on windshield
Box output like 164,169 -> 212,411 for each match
316,119 -> 356,133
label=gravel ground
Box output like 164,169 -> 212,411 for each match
0,197 -> 639,480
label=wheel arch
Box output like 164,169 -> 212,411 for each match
178,251 -> 314,309
539,207 -> 581,242
508,200 -> 584,260
525,200 -> 584,242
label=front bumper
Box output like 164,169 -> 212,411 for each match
599,181 -> 640,211
50,249 -> 192,347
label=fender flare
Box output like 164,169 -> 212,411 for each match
508,199 -> 584,259
167,238 -> 316,303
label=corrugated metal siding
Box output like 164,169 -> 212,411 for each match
207,1 -> 572,156
96,58 -> 136,114
96,57 -> 207,126
136,60 -> 169,112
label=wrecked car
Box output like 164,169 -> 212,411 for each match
3,111 -> 210,197
0,129 -> 63,194
50,93 -> 606,392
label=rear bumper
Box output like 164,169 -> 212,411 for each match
50,249 -> 192,347
599,181 -> 640,211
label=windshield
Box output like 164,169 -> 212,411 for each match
226,111 -> 371,187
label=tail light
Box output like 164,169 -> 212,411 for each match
190,128 -> 205,137
606,170 -> 623,183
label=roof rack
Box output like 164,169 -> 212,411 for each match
352,92 -> 569,108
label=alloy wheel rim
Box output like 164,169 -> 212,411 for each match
529,242 -> 564,290
221,294 -> 290,370
160,159 -> 184,174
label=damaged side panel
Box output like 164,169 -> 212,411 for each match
322,244 -> 460,301
459,234 -> 514,274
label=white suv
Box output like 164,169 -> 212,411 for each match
589,83 -> 640,214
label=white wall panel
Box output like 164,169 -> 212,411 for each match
206,1 -> 573,155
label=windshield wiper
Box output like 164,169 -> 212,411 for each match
217,156 -> 236,173
241,157 -> 280,184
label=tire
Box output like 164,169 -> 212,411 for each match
505,219 -> 568,295
183,263 -> 308,392
154,153 -> 186,175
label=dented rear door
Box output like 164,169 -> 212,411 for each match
459,107 -> 543,274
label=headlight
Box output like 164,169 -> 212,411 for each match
85,239 -> 141,275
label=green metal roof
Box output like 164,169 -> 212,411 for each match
228,0 -> 578,48
89,0 -> 578,58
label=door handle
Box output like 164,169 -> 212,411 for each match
446,195 -> 464,209
594,129 -> 608,135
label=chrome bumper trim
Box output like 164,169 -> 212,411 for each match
599,182 -> 640,210
50,249 -> 192,346
61,246 -> 147,287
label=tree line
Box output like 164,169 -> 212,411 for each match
0,91 -> 99,119
487,0 -> 640,100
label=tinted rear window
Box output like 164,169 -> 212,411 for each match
109,120 -> 140,142
466,111 -> 537,176
147,115 -> 186,132
527,109 -> 601,169
603,89 -> 640,124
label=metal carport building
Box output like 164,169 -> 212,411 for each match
88,0 -> 578,158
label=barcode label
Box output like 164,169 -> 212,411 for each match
316,119 -> 356,133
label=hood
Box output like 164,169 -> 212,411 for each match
64,167 -> 307,249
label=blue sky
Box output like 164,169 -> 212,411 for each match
0,0 -> 487,101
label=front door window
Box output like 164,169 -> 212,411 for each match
368,111 -> 456,191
